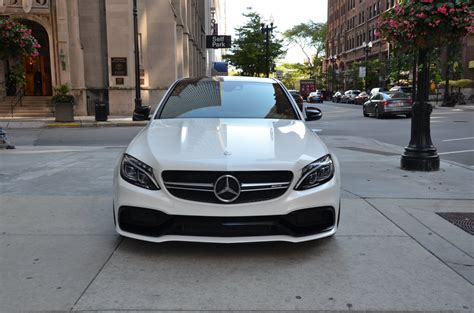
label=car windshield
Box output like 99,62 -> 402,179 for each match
157,79 -> 298,120
383,92 -> 411,99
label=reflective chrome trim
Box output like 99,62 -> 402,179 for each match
241,186 -> 289,192
165,182 -> 214,188
164,186 -> 214,192
241,182 -> 290,188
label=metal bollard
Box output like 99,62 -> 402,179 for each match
0,128 -> 15,149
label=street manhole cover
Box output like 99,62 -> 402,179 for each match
437,212 -> 474,235
339,147 -> 399,156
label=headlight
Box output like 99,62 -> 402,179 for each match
294,155 -> 334,190
120,154 -> 160,190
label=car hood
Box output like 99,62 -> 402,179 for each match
126,118 -> 329,171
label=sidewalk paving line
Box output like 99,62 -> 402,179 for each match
438,149 -> 474,155
442,137 -> 474,142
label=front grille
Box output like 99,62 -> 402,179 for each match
162,171 -> 293,204
118,206 -> 336,238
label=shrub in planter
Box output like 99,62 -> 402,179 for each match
52,84 -> 75,122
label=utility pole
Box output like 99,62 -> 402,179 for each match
362,41 -> 372,92
133,0 -> 142,110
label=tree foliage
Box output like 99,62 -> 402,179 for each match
223,11 -> 285,77
282,21 -> 327,84
283,22 -> 327,68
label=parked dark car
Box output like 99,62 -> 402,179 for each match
341,90 -> 361,103
332,91 -> 342,103
289,90 -> 304,110
363,91 -> 413,119
308,91 -> 323,103
354,91 -> 369,105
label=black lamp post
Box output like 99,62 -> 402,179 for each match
362,41 -> 372,92
329,55 -> 337,92
261,21 -> 274,78
133,0 -> 142,110
400,48 -> 440,171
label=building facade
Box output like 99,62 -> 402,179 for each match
0,0 -> 222,116
326,0 -> 474,92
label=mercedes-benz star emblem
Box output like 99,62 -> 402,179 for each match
214,175 -> 241,203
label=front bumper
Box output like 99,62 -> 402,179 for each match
113,161 -> 341,243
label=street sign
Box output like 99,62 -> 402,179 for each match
359,66 -> 366,78
206,35 -> 231,49
276,70 -> 283,80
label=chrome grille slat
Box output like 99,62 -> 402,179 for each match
162,171 -> 293,204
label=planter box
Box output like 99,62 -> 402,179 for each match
54,101 -> 74,122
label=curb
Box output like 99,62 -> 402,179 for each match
1,120 -> 148,129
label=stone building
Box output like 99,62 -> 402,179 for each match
0,0 -> 222,117
325,0 -> 474,92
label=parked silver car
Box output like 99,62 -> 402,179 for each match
363,92 -> 413,119
341,90 -> 361,104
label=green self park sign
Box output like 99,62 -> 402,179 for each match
206,35 -> 231,49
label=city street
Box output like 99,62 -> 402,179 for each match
1,108 -> 473,312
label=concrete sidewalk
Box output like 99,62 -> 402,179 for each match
0,135 -> 473,312
0,115 -> 147,129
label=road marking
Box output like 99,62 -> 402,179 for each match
323,110 -> 349,114
442,137 -> 474,142
438,149 -> 474,155
312,128 -> 323,132
430,116 -> 446,119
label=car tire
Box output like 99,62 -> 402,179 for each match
363,106 -> 369,117
406,113 -> 412,118
375,107 -> 382,119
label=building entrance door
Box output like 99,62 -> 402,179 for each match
20,20 -> 52,96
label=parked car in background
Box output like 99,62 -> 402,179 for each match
341,90 -> 361,103
289,90 -> 304,110
390,86 -> 413,94
332,91 -> 343,103
370,87 -> 388,96
363,91 -> 413,119
308,91 -> 323,103
354,91 -> 369,105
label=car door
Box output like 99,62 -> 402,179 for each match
367,94 -> 378,113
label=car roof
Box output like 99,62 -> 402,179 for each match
179,76 -> 278,84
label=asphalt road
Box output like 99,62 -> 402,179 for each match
6,101 -> 474,167
306,101 -> 474,167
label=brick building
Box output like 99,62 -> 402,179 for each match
326,0 -> 474,93
326,0 -> 398,92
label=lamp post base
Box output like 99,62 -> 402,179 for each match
400,150 -> 440,171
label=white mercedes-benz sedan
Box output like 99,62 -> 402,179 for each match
113,76 -> 341,243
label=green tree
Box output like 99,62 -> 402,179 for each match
283,22 -> 327,80
223,11 -> 285,77
276,63 -> 308,90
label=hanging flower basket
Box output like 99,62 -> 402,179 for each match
0,16 -> 40,59
377,0 -> 473,51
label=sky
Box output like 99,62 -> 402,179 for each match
222,0 -> 328,64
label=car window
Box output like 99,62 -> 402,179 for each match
158,79 -> 298,120
385,92 -> 410,99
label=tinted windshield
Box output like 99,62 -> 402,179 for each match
158,79 -> 298,120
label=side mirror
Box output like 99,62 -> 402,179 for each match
305,107 -> 322,121
132,106 -> 151,121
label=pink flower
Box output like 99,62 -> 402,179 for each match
437,6 -> 448,16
